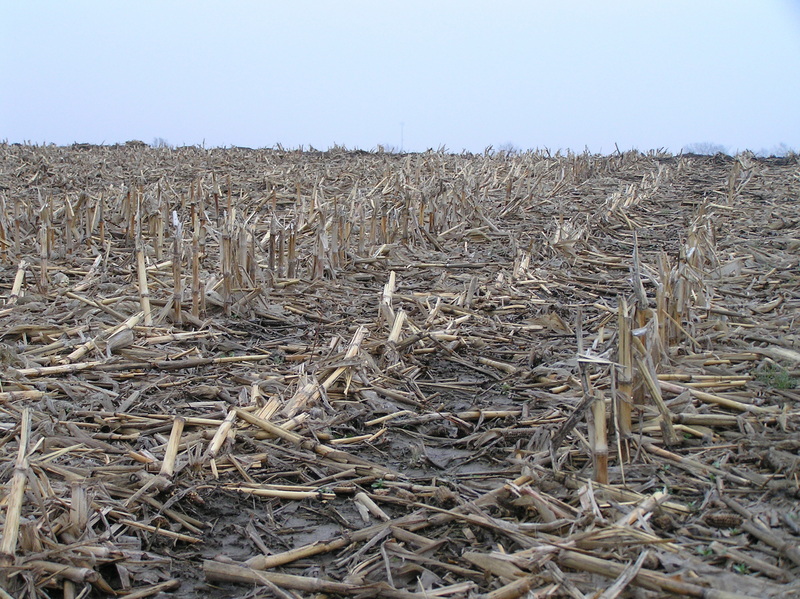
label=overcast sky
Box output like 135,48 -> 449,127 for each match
2,1 -> 799,154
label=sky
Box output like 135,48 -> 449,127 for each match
1,1 -> 799,154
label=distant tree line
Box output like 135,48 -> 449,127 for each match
682,141 -> 796,157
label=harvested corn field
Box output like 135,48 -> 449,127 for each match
0,142 -> 799,598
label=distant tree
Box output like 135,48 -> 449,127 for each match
754,143 -> 795,157
497,142 -> 520,156
151,137 -> 172,149
682,142 -> 728,155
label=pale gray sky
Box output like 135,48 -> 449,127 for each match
2,1 -> 799,153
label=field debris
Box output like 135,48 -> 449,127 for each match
0,142 -> 799,598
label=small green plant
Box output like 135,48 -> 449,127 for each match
733,563 -> 750,574
697,545 -> 713,557
756,364 -> 797,390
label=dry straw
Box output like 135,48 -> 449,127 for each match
0,143 -> 797,597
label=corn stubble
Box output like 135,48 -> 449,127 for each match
0,143 -> 798,598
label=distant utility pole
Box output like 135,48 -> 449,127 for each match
400,122 -> 404,153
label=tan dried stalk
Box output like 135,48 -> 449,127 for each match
124,188 -> 134,240
221,221 -> 233,316
191,204 -> 201,317
0,195 -> 8,263
172,212 -> 183,323
12,194 -> 20,258
388,309 -> 406,344
357,204 -> 366,256
64,198 -> 74,257
580,364 -> 608,484
634,352 -> 679,447
67,482 -> 89,541
6,259 -> 28,306
287,223 -> 296,278
97,193 -> 106,249
206,409 -> 237,460
329,210 -> 340,270
159,417 -> 185,478
38,196 -> 50,292
61,311 -> 143,364
616,297 -> 633,449
136,246 -> 153,326
0,408 -> 31,577
273,224 -> 283,280
155,186 -> 165,261
381,270 -> 397,325
267,217 -> 276,275
577,307 -> 608,484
